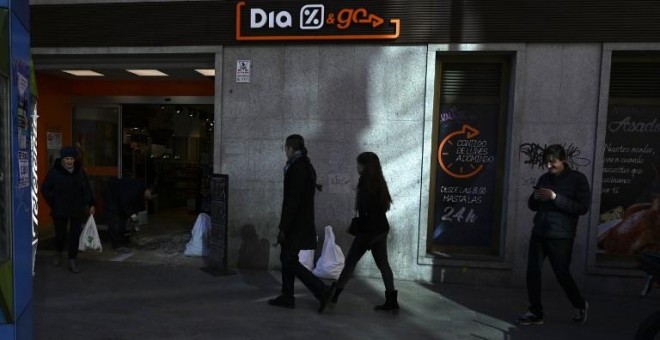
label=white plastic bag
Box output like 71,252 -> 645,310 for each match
184,213 -> 211,257
78,215 -> 102,252
299,249 -> 315,271
312,226 -> 345,280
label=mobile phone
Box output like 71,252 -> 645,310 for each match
533,185 -> 540,189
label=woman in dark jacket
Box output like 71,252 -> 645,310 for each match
332,152 -> 399,311
41,146 -> 95,273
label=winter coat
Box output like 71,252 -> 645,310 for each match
104,178 -> 147,219
278,155 -> 318,250
41,159 -> 95,218
355,177 -> 390,235
528,168 -> 591,239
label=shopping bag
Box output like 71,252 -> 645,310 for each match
312,226 -> 345,280
78,215 -> 102,252
299,249 -> 315,271
184,213 -> 211,257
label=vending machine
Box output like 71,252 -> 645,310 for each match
0,0 -> 34,339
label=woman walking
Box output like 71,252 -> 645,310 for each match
332,152 -> 398,311
41,146 -> 95,273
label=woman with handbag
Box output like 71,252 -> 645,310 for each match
332,152 -> 398,311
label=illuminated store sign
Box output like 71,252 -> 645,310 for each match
236,1 -> 401,41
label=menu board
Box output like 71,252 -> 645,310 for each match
597,105 -> 660,258
204,174 -> 230,273
431,103 -> 502,250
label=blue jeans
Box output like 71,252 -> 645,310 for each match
526,234 -> 586,317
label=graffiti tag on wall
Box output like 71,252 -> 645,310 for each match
519,142 -> 591,170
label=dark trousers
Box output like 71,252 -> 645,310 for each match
280,246 -> 326,298
336,233 -> 395,292
106,211 -> 128,249
526,234 -> 586,317
53,216 -> 84,259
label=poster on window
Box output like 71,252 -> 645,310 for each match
431,104 -> 502,250
597,105 -> 660,260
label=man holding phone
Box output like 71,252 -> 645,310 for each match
518,144 -> 592,325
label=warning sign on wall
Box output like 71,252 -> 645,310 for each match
236,60 -> 251,83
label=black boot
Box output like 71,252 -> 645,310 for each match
331,282 -> 343,304
374,290 -> 399,311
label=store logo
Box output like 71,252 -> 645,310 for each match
250,9 -> 293,29
236,1 -> 400,41
300,5 -> 325,30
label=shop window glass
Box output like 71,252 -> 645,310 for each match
597,53 -> 660,265
428,56 -> 510,257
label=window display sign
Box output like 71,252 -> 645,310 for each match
597,105 -> 660,260
430,104 -> 502,252
235,1 -> 400,41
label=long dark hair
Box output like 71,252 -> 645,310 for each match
357,152 -> 392,211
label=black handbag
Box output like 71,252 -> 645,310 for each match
348,211 -> 362,236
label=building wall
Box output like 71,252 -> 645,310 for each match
219,43 -> 651,294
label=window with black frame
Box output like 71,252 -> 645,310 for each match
428,55 -> 510,257
596,53 -> 660,265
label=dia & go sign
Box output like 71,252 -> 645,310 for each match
236,1 -> 401,41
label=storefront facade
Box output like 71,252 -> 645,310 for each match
30,0 -> 660,293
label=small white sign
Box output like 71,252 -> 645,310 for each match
236,60 -> 251,83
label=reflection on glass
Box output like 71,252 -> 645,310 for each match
0,76 -> 9,263
73,107 -> 120,167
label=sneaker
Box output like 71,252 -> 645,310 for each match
573,301 -> 588,323
268,295 -> 295,309
518,311 -> 544,325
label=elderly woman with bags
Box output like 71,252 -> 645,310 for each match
332,151 -> 399,311
41,146 -> 95,273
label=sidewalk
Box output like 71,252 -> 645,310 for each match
33,253 -> 660,340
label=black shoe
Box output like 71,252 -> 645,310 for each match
374,290 -> 399,311
331,283 -> 343,304
51,253 -> 62,267
68,259 -> 81,274
268,295 -> 295,309
573,301 -> 588,323
114,246 -> 132,254
518,311 -> 543,325
317,284 -> 336,314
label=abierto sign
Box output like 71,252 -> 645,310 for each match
236,1 -> 400,41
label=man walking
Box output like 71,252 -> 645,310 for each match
518,144 -> 591,325
268,134 -> 334,313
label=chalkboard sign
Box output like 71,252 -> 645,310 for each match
203,174 -> 234,275
431,103 -> 502,251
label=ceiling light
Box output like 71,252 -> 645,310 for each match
62,70 -> 104,77
126,69 -> 168,77
195,69 -> 215,77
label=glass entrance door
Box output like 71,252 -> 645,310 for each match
73,106 -> 121,224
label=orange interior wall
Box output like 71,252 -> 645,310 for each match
36,73 -> 214,234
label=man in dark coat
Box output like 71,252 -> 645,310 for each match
268,134 -> 334,313
518,144 -> 591,325
105,178 -> 153,253
41,146 -> 95,273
